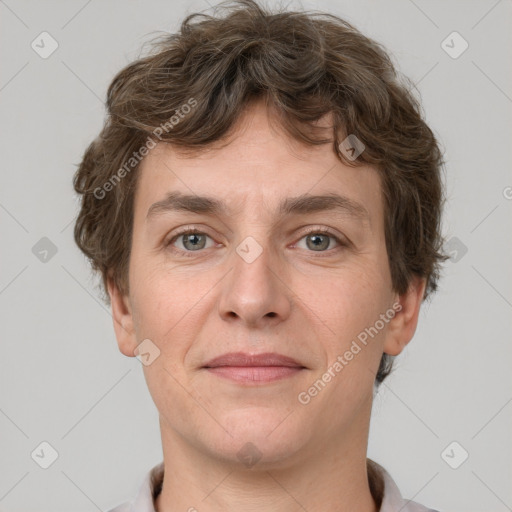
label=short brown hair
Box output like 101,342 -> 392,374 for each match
73,0 -> 448,385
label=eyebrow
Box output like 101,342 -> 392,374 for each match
146,191 -> 370,223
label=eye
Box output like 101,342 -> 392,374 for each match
295,228 -> 345,252
166,228 -> 216,255
165,226 -> 347,257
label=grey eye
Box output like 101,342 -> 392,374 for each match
305,233 -> 332,251
297,232 -> 339,251
173,232 -> 213,251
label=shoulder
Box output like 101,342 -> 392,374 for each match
105,461 -> 164,512
106,502 -> 132,512
400,501 -> 441,512
367,458 -> 441,512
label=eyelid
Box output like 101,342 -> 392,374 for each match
295,225 -> 347,240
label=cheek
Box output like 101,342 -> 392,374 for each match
130,260 -> 191,330
304,263 -> 389,335
130,265 -> 216,371
307,268 -> 391,400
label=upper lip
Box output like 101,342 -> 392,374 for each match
203,352 -> 305,368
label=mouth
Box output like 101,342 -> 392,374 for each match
202,352 -> 306,384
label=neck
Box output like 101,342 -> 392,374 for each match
154,403 -> 378,512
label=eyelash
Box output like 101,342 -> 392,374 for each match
165,226 -> 347,258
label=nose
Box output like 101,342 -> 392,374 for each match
218,238 -> 292,329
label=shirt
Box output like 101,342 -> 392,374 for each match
107,458 -> 440,512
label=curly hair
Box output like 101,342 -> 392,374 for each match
72,0 -> 449,386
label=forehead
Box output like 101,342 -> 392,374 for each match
133,102 -> 383,229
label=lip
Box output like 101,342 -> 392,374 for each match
203,352 -> 304,368
202,352 -> 306,384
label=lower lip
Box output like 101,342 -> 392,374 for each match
205,366 -> 304,384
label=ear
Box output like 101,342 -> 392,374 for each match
383,275 -> 427,356
107,276 -> 138,357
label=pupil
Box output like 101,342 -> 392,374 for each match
308,234 -> 329,250
185,233 -> 204,250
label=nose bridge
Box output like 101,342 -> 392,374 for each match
218,228 -> 291,326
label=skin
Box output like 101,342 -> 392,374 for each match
108,98 -> 426,512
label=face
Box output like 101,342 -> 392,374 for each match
110,99 -> 425,469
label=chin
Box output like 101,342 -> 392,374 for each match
202,407 -> 309,469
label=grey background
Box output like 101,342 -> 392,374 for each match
0,0 -> 511,511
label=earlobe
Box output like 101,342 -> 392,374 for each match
107,276 -> 138,358
383,275 -> 427,356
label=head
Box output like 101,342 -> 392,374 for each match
73,0 -> 447,466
